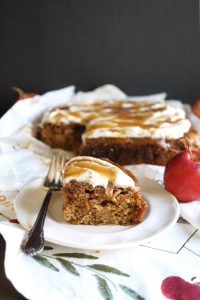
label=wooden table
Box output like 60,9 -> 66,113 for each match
0,235 -> 26,300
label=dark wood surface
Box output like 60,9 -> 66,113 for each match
0,235 -> 26,300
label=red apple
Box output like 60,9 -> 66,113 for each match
164,150 -> 200,202
12,86 -> 38,101
161,276 -> 200,300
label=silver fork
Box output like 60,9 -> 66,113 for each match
20,154 -> 66,256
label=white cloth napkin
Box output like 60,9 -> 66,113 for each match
0,85 -> 200,300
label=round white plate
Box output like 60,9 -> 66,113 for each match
14,176 -> 179,250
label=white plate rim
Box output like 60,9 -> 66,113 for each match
14,176 -> 180,250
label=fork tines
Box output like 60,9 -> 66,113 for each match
44,154 -> 66,189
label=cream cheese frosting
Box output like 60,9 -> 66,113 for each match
42,99 -> 191,140
83,106 -> 191,140
62,156 -> 137,189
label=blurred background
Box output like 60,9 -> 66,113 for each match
0,1 -> 199,299
0,0 -> 200,116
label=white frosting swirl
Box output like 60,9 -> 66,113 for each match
43,108 -> 82,124
62,156 -> 137,189
83,104 -> 191,140
42,100 -> 191,140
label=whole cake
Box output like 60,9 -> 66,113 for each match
37,99 -> 200,165
62,156 -> 147,225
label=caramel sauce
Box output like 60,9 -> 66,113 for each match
53,107 -> 165,124
81,113 -> 101,123
79,101 -> 165,117
63,158 -> 117,183
50,111 -> 81,122
86,117 -> 183,132
51,112 -> 68,121
66,111 -> 82,118
63,166 -> 85,178
51,100 -> 166,124
48,100 -> 185,137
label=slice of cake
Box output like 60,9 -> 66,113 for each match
62,156 -> 147,225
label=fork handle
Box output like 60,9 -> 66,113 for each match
20,188 -> 53,256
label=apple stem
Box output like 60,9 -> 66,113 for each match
188,146 -> 193,161
11,86 -> 26,96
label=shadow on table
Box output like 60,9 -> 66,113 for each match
0,234 -> 27,300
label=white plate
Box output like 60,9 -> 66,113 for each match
14,175 -> 179,250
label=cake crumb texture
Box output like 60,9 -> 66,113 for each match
63,181 -> 147,225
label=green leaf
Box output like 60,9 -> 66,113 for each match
95,275 -> 113,300
56,258 -> 80,276
33,255 -> 59,272
44,246 -> 54,251
53,252 -> 98,259
119,285 -> 145,300
87,264 -> 130,277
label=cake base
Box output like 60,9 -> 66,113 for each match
80,130 -> 200,165
37,122 -> 85,151
63,181 -> 147,225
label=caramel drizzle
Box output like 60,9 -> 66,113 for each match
48,100 -> 167,125
63,159 -> 117,183
86,116 -> 183,131
47,100 -> 187,138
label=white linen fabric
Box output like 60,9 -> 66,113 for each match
0,85 -> 200,300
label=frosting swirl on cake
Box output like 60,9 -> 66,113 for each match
62,156 -> 137,189
42,100 -> 191,140
83,105 -> 191,140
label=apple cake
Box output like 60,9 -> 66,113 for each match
62,156 -> 147,225
37,99 -> 200,165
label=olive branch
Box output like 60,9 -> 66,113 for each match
32,246 -> 144,300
